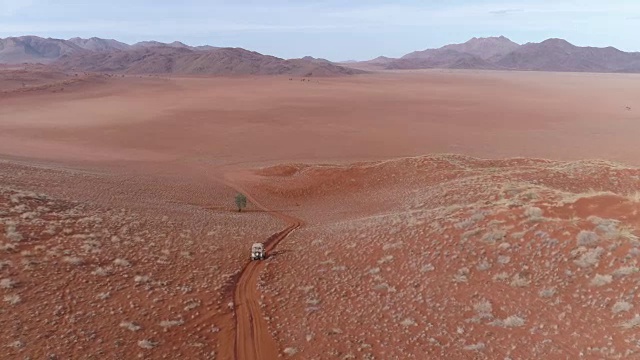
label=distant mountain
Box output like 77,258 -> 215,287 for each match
404,36 -> 520,61
55,46 -> 364,76
133,40 -> 188,49
68,37 -> 130,52
1,35 -> 359,76
338,56 -> 396,71
0,36 -> 222,65
496,38 -> 640,72
132,40 -> 219,51
388,49 -> 496,70
347,36 -> 640,73
8,35 -> 640,75
298,56 -> 333,65
364,56 -> 395,65
0,36 -> 86,64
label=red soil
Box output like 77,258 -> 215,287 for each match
236,155 -> 640,359
1,69 -> 640,359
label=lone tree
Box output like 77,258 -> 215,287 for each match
235,193 -> 248,212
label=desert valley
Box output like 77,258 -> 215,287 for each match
1,34 -> 640,360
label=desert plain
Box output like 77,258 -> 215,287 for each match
2,68 -> 640,359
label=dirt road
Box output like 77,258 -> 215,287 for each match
224,178 -> 303,360
233,221 -> 300,360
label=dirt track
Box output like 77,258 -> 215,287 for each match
224,179 -> 302,360
233,222 -> 300,360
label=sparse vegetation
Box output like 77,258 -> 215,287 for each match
612,266 -> 639,277
619,315 -> 640,329
119,321 -> 142,332
113,258 -> 131,267
4,223 -> 23,242
524,206 -> 544,221
491,315 -> 525,328
473,299 -> 493,317
134,275 -> 151,284
590,274 -> 613,287
574,247 -> 605,268
400,318 -> 417,327
3,294 -> 21,305
510,273 -> 530,287
138,339 -> 158,349
0,278 -> 17,289
5,146 -> 640,358
612,301 -> 633,314
283,347 -> 298,356
538,288 -> 556,298
463,342 -> 485,351
577,230 -> 598,246
92,266 -> 113,276
160,319 -> 184,329
8,340 -> 25,349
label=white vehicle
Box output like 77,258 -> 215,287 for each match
250,243 -> 266,261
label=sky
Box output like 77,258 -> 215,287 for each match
1,0 -> 639,61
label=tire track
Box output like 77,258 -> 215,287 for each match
224,179 -> 303,360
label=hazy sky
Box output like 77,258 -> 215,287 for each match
1,0 -> 639,61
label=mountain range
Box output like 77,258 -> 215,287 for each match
349,36 -> 640,73
0,36 -> 221,63
3,35 -> 640,75
0,36 -> 360,76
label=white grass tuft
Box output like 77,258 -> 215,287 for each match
476,260 -> 491,271
491,315 -> 525,328
474,299 -> 493,315
576,231 -> 598,247
113,258 -> 131,267
400,318 -> 417,327
119,321 -> 142,332
420,264 -> 435,273
92,266 -> 113,276
138,339 -> 157,349
463,342 -> 486,351
619,315 -> 640,329
482,229 -> 506,243
612,301 -> 633,314
0,278 -> 17,289
9,340 -> 25,349
590,274 -> 613,287
612,266 -> 639,278
524,207 -> 544,221
3,294 -> 21,305
510,274 -> 530,287
134,275 -> 150,284
160,319 -> 184,328
574,247 -> 604,268
492,272 -> 509,282
538,288 -> 556,298
5,223 -> 23,242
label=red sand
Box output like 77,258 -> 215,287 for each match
1,69 -> 640,359
237,155 -> 640,359
1,70 -> 640,167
